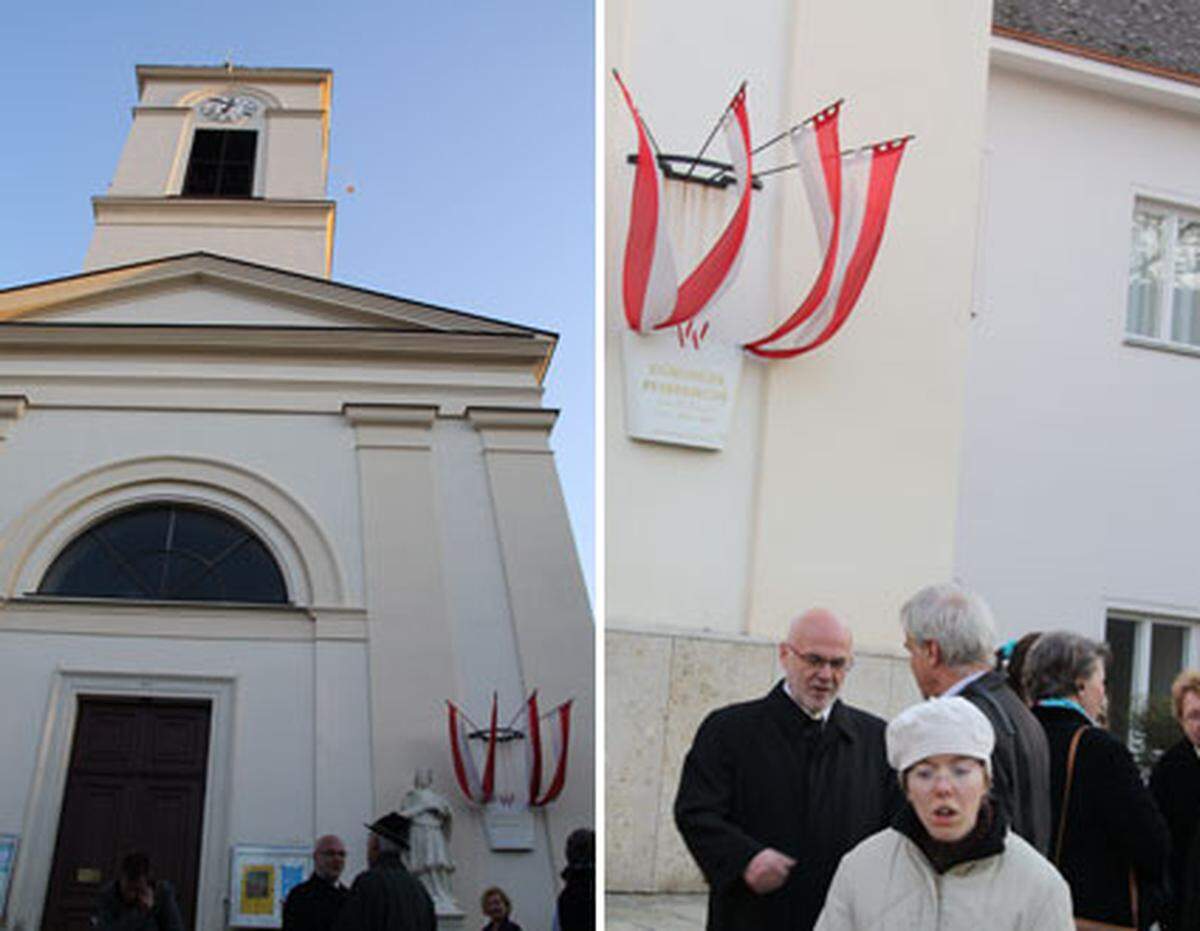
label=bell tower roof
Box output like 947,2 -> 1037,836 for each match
84,63 -> 336,278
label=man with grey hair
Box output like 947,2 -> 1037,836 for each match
675,608 -> 901,930
335,814 -> 435,931
900,582 -> 1051,853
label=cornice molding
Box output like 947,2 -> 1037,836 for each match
991,33 -> 1200,118
467,406 -> 559,454
343,403 -> 437,450
0,394 -> 27,442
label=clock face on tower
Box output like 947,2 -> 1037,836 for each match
198,95 -> 260,122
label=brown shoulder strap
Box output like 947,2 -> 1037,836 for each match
1053,725 -> 1087,866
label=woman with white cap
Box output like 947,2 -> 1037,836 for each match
815,697 -> 1072,930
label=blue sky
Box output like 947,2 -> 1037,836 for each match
0,1 -> 595,597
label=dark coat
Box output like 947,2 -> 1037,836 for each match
481,920 -> 522,931
333,853 -> 435,931
674,684 -> 902,931
1034,703 -> 1169,929
93,879 -> 183,931
1150,737 -> 1200,926
555,865 -> 593,931
283,873 -> 349,931
960,670 -> 1052,854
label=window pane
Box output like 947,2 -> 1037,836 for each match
1172,219 -> 1200,346
1106,617 -> 1137,742
39,504 -> 286,603
1150,623 -> 1186,699
1128,210 -> 1165,337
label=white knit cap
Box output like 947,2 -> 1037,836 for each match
886,697 -> 994,777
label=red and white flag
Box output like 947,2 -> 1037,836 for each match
530,698 -> 572,807
748,137 -> 908,358
656,85 -> 754,331
615,76 -> 754,333
447,700 -> 484,803
615,72 -> 678,333
743,102 -> 842,351
446,695 -> 499,805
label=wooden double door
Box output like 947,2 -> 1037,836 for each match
41,697 -> 211,931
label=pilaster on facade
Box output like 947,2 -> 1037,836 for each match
465,403 -> 593,864
341,401 -> 455,813
0,395 -> 28,444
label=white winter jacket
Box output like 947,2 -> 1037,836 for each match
814,827 -> 1073,931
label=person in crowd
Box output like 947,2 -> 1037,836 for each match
674,608 -> 901,930
93,851 -> 184,931
995,631 -> 1043,704
283,834 -> 349,931
1150,668 -> 1200,928
554,828 -> 594,931
816,697 -> 1072,930
335,813 -> 435,931
900,583 -> 1051,852
1026,631 -> 1169,929
480,886 -> 521,931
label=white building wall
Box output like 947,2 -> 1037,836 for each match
956,62 -> 1200,641
0,408 -> 365,603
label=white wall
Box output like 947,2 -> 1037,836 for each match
956,63 -> 1200,639
606,0 -> 993,649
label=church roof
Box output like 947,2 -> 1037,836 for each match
0,252 -> 557,382
995,1 -> 1200,83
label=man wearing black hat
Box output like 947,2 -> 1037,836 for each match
334,813 -> 435,931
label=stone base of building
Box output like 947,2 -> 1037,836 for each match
605,626 -> 920,892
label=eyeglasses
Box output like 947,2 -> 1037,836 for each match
784,643 -> 853,672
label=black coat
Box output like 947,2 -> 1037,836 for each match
555,865 -> 593,931
960,670 -> 1052,853
283,874 -> 349,931
1034,703 -> 1169,929
1150,737 -> 1200,926
333,853 -> 435,931
674,684 -> 902,931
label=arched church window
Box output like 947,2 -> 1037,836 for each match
38,504 -> 287,603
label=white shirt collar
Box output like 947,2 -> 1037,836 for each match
782,680 -> 834,721
944,668 -> 989,697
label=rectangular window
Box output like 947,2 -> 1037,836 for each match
1105,611 -> 1195,742
182,129 -> 257,198
1128,200 -> 1200,348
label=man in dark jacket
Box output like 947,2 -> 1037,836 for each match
900,582 -> 1052,854
93,851 -> 183,931
335,813 -> 435,931
282,834 -> 349,931
1150,670 -> 1200,928
674,609 -> 902,931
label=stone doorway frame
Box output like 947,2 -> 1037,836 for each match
9,669 -> 235,931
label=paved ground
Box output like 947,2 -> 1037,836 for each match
605,893 -> 707,929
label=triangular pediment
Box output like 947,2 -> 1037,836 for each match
0,252 -> 549,339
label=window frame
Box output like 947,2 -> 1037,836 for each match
1126,192 -> 1200,353
1105,608 -> 1197,742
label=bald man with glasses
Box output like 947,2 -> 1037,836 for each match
674,609 -> 901,931
282,835 -> 349,931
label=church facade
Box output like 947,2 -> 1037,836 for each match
0,65 -> 592,931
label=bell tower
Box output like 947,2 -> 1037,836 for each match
84,64 -> 335,278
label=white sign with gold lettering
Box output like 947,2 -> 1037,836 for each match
622,329 -> 743,450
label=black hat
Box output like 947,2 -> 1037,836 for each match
364,812 -> 411,849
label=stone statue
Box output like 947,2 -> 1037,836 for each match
399,769 -> 460,916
